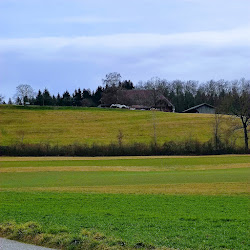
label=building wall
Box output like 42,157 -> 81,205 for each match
197,105 -> 215,114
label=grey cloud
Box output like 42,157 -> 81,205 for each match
1,27 -> 250,58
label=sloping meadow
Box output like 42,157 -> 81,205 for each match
0,105 -> 240,146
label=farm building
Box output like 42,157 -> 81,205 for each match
183,103 -> 215,114
102,89 -> 175,112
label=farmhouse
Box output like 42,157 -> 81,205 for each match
183,103 -> 215,114
113,89 -> 175,112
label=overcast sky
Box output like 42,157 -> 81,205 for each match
0,0 -> 250,100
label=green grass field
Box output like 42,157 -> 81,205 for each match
0,105 -> 240,146
0,155 -> 249,249
1,193 -> 248,249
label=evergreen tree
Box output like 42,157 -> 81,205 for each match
73,88 -> 82,106
8,98 -> 12,105
35,90 -> 44,106
56,93 -> 62,106
93,86 -> 103,106
52,95 -> 57,106
62,91 -> 72,106
82,89 -> 94,107
120,80 -> 134,90
82,89 -> 91,99
43,88 -> 53,106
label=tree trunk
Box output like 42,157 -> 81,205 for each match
241,116 -> 249,153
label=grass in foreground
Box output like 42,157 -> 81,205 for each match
0,192 -> 249,249
0,155 -> 249,249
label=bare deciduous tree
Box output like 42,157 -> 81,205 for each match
0,94 -> 4,104
117,129 -> 124,147
213,113 -> 223,150
221,80 -> 250,152
15,84 -> 35,105
102,72 -> 121,88
101,73 -> 122,105
152,109 -> 157,146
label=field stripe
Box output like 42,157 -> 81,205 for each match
1,182 -> 248,195
1,154 -> 249,161
0,163 -> 249,172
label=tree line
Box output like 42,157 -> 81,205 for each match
137,77 -> 250,112
3,73 -> 249,113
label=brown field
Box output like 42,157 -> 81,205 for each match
0,163 -> 249,173
1,182 -> 248,195
0,154 -> 248,161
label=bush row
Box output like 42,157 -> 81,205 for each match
0,139 -> 247,157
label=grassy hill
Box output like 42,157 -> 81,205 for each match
0,105 -> 241,146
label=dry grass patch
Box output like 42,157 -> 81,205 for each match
1,182 -> 248,195
1,154 -> 249,161
0,163 -> 249,173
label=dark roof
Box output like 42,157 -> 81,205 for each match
118,89 -> 174,107
131,105 -> 151,109
182,103 -> 215,113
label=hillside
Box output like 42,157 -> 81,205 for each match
0,105 -> 240,146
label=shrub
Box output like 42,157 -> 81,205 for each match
0,221 -> 124,249
0,139 -> 247,157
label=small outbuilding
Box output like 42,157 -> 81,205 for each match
183,103 -> 215,114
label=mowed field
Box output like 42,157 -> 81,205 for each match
0,105 -> 235,146
0,155 -> 249,249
